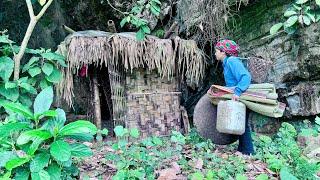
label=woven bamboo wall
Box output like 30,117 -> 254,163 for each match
125,69 -> 181,138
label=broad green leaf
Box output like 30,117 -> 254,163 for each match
141,25 -> 151,34
19,94 -> 33,107
0,151 -> 17,168
34,86 -> 53,115
191,171 -> 204,180
63,133 -> 94,141
30,153 -> 50,172
131,169 -> 145,179
101,128 -> 109,136
130,128 -> 140,138
1,171 -> 11,179
0,56 -> 14,82
153,0 -> 161,5
0,35 -> 15,44
236,174 -> 248,180
28,77 -> 37,86
27,139 -> 44,156
42,63 -> 53,76
303,15 -> 311,25
28,67 -> 41,77
284,10 -> 297,17
50,140 -> 71,162
316,0 -> 320,6
150,5 -> 160,16
57,159 -> 72,168
136,29 -> 145,41
131,6 -> 142,13
41,108 -> 66,134
293,4 -> 302,10
296,0 -> 308,4
114,126 -> 125,137
22,57 -> 39,73
299,128 -> 317,136
46,67 -> 62,83
120,17 -> 128,27
284,26 -> 297,35
315,116 -> 320,125
19,83 -> 37,94
14,167 -> 30,180
280,167 -> 298,180
5,82 -> 17,89
31,170 -> 51,180
42,51 -> 66,67
18,77 -> 28,83
0,84 -> 19,101
41,52 -> 65,62
17,129 -> 52,145
256,174 -> 269,180
5,157 -> 30,171
270,23 -> 283,35
47,163 -> 61,180
39,79 -> 49,90
40,110 -> 57,118
70,143 -> 93,157
2,102 -> 33,119
206,170 -> 215,179
0,122 -> 30,138
24,48 -> 42,55
59,120 -> 97,137
285,15 -> 298,27
38,0 -> 46,6
306,12 -> 316,23
152,136 -> 163,146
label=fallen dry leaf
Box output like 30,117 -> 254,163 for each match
157,168 -> 179,180
194,158 -> 203,169
171,162 -> 181,173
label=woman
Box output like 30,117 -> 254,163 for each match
214,39 -> 254,155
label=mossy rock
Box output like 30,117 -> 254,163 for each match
193,94 -> 238,145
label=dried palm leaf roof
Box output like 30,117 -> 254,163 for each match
57,30 -> 207,105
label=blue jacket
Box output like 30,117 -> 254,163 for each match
223,56 -> 251,96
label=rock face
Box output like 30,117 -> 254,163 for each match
234,0 -> 320,117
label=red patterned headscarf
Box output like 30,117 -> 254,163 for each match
215,39 -> 240,57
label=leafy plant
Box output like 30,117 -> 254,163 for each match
0,86 -> 97,179
0,33 -> 66,109
255,122 -> 319,179
270,0 -> 320,35
119,0 -> 162,40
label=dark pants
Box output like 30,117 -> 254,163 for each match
237,108 -> 254,155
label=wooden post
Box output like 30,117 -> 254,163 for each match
93,71 -> 102,140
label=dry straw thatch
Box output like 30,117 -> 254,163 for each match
57,30 -> 207,108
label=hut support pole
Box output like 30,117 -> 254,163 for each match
93,71 -> 102,139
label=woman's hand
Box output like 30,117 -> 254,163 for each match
232,94 -> 240,101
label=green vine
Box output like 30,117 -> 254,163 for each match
270,0 -> 320,35
119,0 -> 162,40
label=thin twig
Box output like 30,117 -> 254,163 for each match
26,0 -> 35,18
105,0 -> 129,15
36,0 -> 54,20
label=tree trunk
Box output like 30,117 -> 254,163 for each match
13,0 -> 53,80
13,18 -> 37,80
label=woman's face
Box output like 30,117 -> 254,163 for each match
215,49 -> 226,61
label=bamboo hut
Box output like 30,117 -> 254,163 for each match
57,30 -> 206,137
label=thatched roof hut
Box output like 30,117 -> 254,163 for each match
57,30 -> 207,136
